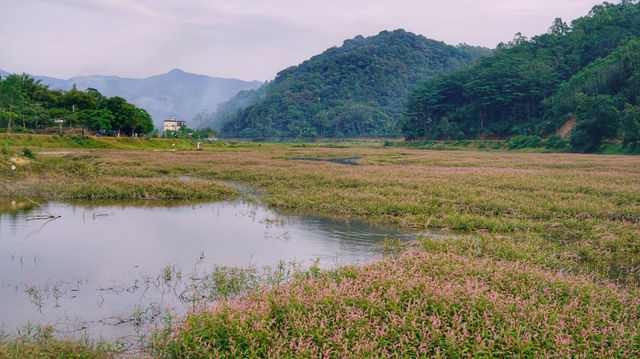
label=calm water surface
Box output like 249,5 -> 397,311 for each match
0,197 -> 428,340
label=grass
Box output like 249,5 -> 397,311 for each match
1,137 -> 640,356
0,339 -> 117,359
0,323 -> 120,359
0,133 -> 216,150
0,341 -> 114,359
1,148 -> 239,202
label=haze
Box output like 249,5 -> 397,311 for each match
1,0 -> 599,81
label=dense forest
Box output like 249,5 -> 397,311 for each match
0,74 -> 154,136
219,30 -> 491,138
402,0 -> 640,152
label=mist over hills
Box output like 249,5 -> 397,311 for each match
0,68 -> 262,129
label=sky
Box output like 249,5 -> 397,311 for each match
1,0 -> 602,82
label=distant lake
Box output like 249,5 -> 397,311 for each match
0,197 -> 431,340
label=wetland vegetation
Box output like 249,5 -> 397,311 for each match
3,0 -> 640,357
1,134 -> 639,357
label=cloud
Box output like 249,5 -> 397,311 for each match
1,0 -> 600,81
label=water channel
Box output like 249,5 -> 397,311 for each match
0,195 -> 430,340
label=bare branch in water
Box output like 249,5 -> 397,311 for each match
24,197 -> 61,220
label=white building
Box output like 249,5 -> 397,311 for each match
163,117 -> 186,132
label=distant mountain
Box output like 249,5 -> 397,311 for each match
219,29 -> 489,138
0,68 -> 261,129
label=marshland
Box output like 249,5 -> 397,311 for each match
1,134 -> 640,357
4,0 -> 640,356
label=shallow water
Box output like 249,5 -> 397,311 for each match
0,197 -> 427,340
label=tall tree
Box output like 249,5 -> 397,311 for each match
133,108 -> 154,135
85,109 -> 114,132
105,96 -> 135,135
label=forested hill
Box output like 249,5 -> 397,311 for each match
220,30 -> 489,138
402,1 -> 640,153
1,69 -> 262,130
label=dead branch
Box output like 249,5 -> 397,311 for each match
24,197 -> 61,219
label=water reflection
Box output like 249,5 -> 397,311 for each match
0,196 -> 431,340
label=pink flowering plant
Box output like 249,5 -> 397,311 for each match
149,245 -> 640,358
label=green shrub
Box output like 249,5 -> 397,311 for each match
22,147 -> 36,159
508,135 -> 542,149
543,134 -> 569,150
11,127 -> 35,134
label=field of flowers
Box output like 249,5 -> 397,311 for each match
2,139 -> 640,356
149,247 -> 640,357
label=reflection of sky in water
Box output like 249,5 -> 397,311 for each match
0,199 -> 428,340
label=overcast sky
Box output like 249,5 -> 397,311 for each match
1,0 -> 601,82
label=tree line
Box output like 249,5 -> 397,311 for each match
0,74 -> 154,136
402,0 -> 640,153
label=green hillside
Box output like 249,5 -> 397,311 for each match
402,1 -> 640,153
220,30 -> 488,138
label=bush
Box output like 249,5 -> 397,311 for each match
11,127 -> 35,134
22,147 -> 36,159
570,126 -> 600,153
543,134 -> 569,150
507,135 -> 542,149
